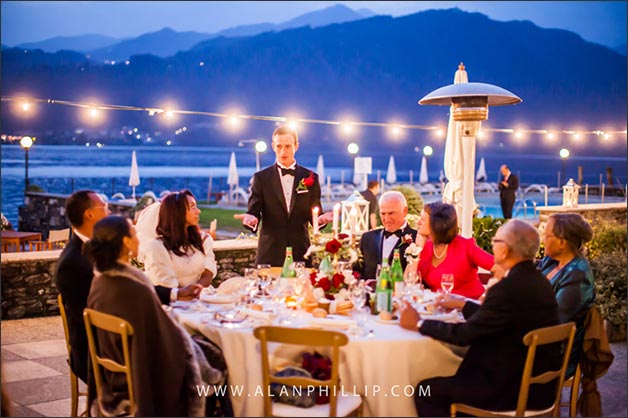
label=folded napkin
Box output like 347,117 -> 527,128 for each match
217,276 -> 245,295
241,308 -> 274,321
309,317 -> 357,329
200,293 -> 238,304
421,310 -> 461,323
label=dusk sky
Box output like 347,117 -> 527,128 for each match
2,1 -> 626,48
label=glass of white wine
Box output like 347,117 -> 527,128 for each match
441,274 -> 454,295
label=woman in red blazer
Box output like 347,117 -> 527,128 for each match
417,202 -> 499,300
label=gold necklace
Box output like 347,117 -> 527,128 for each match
433,244 -> 448,259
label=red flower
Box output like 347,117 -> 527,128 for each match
332,273 -> 344,289
337,233 -> 349,240
325,239 -> 342,254
317,276 -> 331,292
303,172 -> 315,187
309,271 -> 318,286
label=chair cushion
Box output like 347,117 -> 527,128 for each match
272,393 -> 362,417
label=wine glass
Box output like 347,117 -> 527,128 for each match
257,264 -> 271,297
350,282 -> 366,310
441,274 -> 454,295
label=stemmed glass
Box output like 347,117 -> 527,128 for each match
441,274 -> 454,295
257,264 -> 271,297
350,282 -> 367,311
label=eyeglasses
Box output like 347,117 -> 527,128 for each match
92,204 -> 109,211
491,238 -> 506,246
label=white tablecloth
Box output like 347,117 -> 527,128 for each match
175,306 -> 463,417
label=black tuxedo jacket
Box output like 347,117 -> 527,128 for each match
420,260 -> 561,410
246,164 -> 322,266
499,173 -> 519,198
355,225 -> 417,280
55,234 -> 172,383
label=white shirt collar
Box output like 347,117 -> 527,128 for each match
73,228 -> 90,243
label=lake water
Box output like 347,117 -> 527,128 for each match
1,144 -> 626,226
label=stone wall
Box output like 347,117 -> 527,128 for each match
537,202 -> 627,233
18,192 -> 135,239
1,239 -> 258,320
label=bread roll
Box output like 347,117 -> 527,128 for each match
312,308 -> 328,318
378,311 -> 393,321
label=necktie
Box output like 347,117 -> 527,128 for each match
383,229 -> 403,238
280,167 -> 296,176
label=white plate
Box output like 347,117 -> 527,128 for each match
200,294 -> 238,304
309,317 -> 357,329
375,317 -> 400,325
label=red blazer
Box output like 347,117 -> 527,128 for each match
418,235 -> 493,299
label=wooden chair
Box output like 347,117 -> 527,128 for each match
58,295 -> 89,416
30,228 -> 70,251
253,326 -> 363,417
450,322 -> 576,417
83,309 -> 136,416
559,363 -> 582,417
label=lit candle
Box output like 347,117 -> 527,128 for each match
332,203 -> 340,235
349,207 -> 358,236
312,206 -> 320,235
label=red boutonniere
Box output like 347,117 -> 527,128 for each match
403,234 -> 414,245
297,171 -> 315,191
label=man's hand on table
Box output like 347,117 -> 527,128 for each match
177,284 -> 203,301
399,300 -> 421,331
433,293 -> 467,311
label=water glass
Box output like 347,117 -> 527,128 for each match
441,274 -> 454,294
257,264 -> 271,297
350,282 -> 366,310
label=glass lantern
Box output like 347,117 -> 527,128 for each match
340,192 -> 370,236
562,178 -> 580,208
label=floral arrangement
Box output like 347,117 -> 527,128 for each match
404,242 -> 422,264
308,270 -> 357,297
304,232 -> 359,265
297,171 -> 316,191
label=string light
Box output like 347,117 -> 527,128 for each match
1,96 -> 625,144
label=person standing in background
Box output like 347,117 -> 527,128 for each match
499,164 -> 519,219
360,179 -> 380,230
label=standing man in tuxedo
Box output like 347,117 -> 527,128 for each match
55,190 -> 201,384
499,164 -> 519,219
400,219 -> 560,416
354,191 -> 417,281
236,125 -> 331,266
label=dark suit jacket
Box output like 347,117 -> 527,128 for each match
355,225 -> 417,280
246,164 -> 321,266
55,234 -> 172,383
499,173 -> 519,199
419,260 -> 561,410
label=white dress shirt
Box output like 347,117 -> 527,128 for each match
276,162 -> 296,212
382,222 -> 408,261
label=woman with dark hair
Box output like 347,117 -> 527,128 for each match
144,190 -> 217,289
539,213 -> 595,377
416,202 -> 501,299
84,215 -> 222,416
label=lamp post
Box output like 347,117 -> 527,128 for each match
419,81 -> 521,237
238,139 -> 267,172
559,148 -> 570,186
20,136 -> 33,192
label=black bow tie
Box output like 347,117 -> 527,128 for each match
384,229 -> 403,238
279,167 -> 296,176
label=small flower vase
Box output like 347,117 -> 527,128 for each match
319,254 -> 334,276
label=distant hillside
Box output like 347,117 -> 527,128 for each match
2,8 -> 625,155
15,34 -> 121,53
613,43 -> 626,55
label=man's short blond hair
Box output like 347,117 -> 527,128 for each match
272,125 -> 299,145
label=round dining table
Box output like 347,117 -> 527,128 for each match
173,300 -> 464,417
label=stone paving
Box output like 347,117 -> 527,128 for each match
1,316 -> 626,417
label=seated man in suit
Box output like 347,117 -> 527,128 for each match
354,191 -> 417,283
55,190 -> 202,384
399,219 -> 561,416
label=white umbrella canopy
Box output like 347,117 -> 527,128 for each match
419,156 -> 429,184
129,150 -> 140,200
476,157 -> 488,182
386,155 -> 397,184
442,63 -> 478,237
316,155 -> 325,183
227,152 -> 239,187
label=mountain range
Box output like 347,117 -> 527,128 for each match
13,4 -> 374,62
2,8 -> 626,155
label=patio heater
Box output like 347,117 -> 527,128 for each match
419,82 -> 521,237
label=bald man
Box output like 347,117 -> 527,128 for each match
499,164 -> 519,219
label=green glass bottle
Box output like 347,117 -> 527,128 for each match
375,258 -> 392,314
281,247 -> 296,278
391,249 -> 404,297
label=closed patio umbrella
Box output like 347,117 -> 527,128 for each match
316,155 -> 325,184
476,157 -> 487,182
129,150 -> 140,200
227,152 -> 239,205
386,155 -> 397,184
419,156 -> 429,184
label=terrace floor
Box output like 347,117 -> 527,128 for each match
1,315 -> 626,417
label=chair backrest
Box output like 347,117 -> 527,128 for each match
48,228 -> 70,244
516,322 -> 576,416
253,326 -> 349,417
58,295 -> 73,361
83,308 -> 136,416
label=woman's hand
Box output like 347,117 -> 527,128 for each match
415,233 -> 427,248
490,264 -> 506,280
399,300 -> 421,331
434,293 -> 466,311
198,269 -> 215,287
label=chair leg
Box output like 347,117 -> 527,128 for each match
569,372 -> 580,417
70,372 -> 79,417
